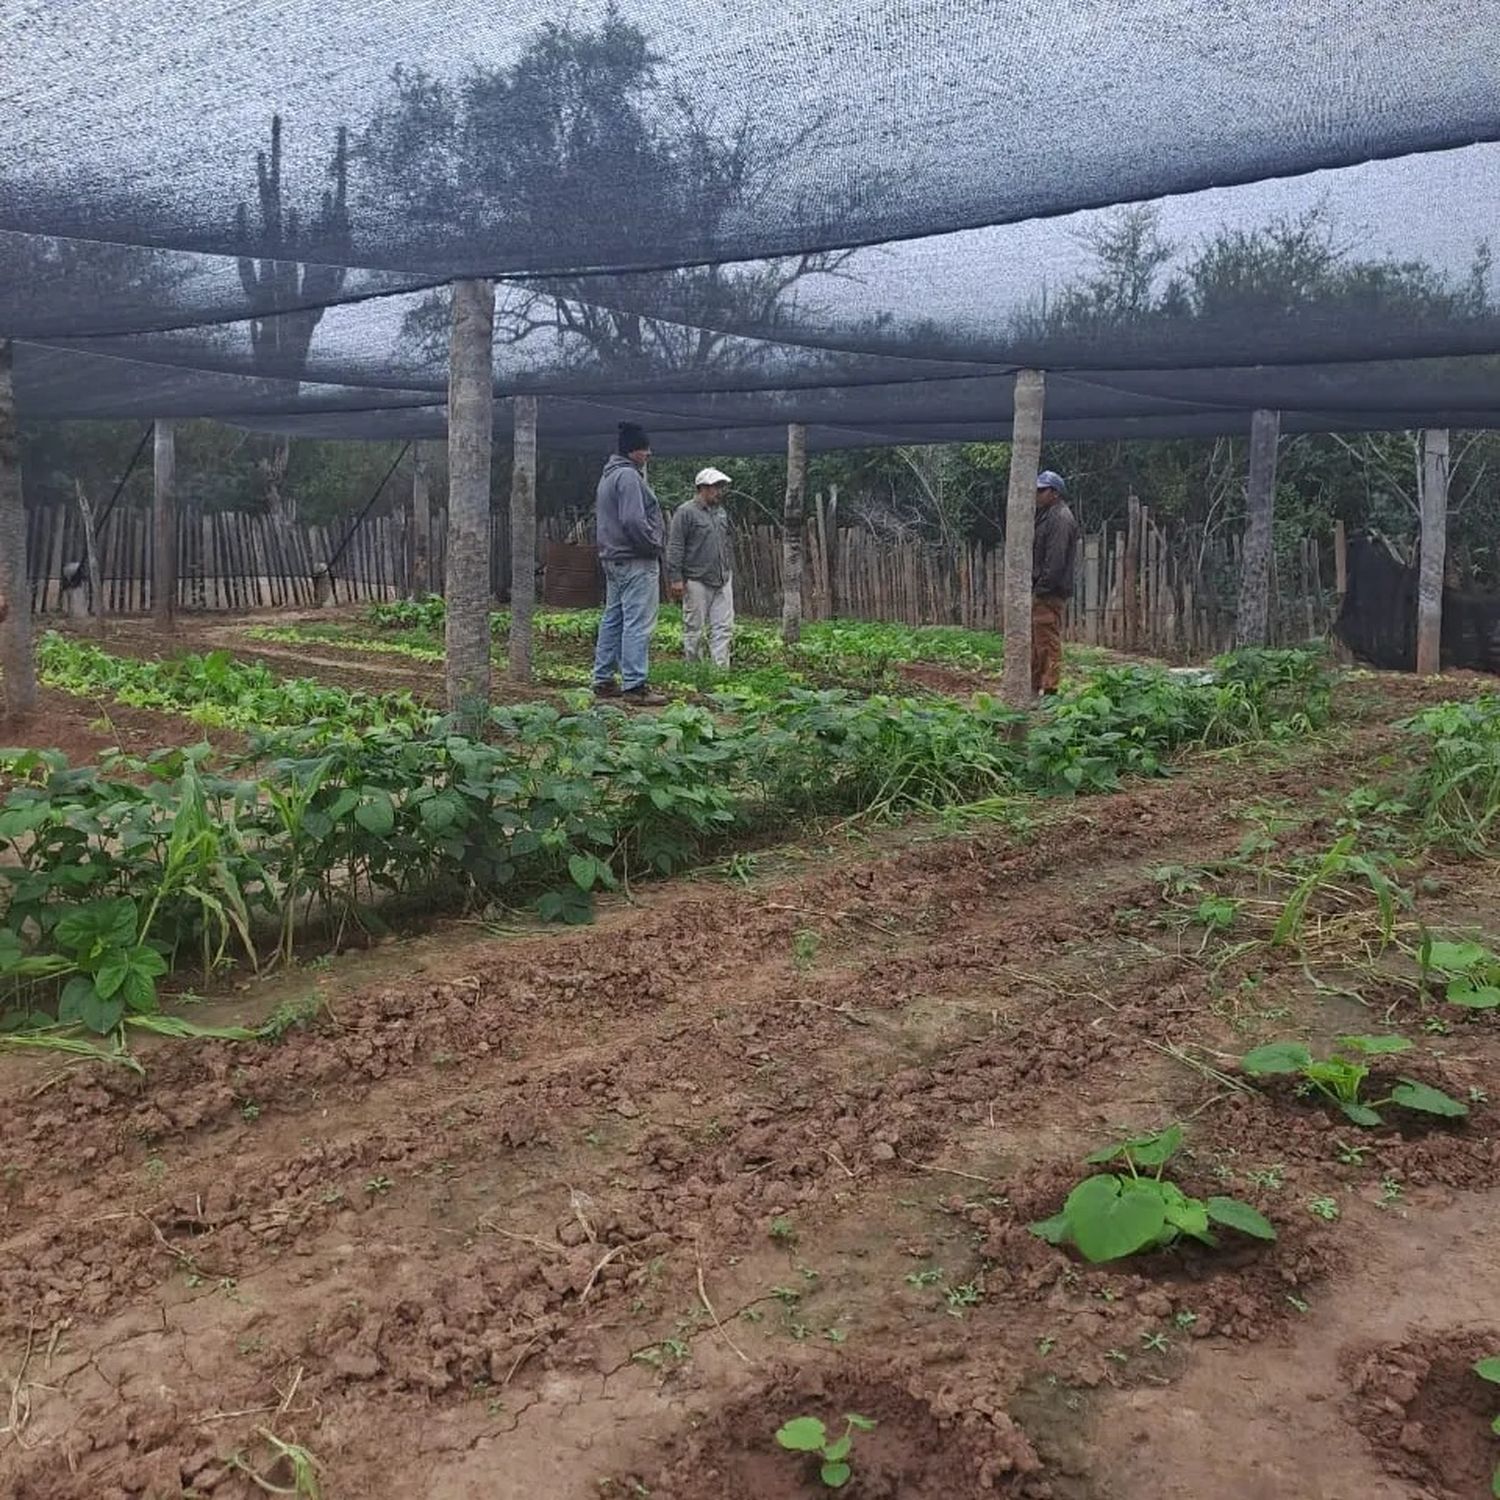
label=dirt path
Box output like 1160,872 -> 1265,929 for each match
0,674 -> 1496,1499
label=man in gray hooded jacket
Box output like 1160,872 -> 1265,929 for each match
592,422 -> 666,702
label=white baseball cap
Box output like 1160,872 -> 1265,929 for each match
694,467 -> 732,487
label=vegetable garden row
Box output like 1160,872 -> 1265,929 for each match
2,614 -> 1499,1499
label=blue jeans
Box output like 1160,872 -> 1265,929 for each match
593,558 -> 661,690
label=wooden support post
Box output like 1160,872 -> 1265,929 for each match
74,481 -> 103,633
445,279 -> 496,714
1417,428 -> 1449,676
1234,408 -> 1280,647
0,340 -> 36,717
410,441 -> 433,598
782,422 -> 807,644
1000,369 -> 1045,706
508,396 -> 538,682
152,419 -> 177,630
1333,519 -> 1348,600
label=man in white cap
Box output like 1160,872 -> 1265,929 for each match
666,467 -> 736,667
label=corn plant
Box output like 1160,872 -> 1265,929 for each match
1240,1035 -> 1468,1127
1029,1124 -> 1275,1263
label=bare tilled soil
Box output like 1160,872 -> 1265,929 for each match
1,673 -> 1498,1499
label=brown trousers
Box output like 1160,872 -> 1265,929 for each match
1031,595 -> 1066,695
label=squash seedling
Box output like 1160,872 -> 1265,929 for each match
1474,1356 -> 1500,1497
775,1413 -> 877,1489
1028,1124 -> 1276,1264
1420,935 -> 1500,1011
1240,1035 -> 1468,1127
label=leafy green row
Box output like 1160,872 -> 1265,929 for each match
37,633 -> 433,738
1401,695 -> 1500,852
364,597 -> 1093,675
2,649 -> 1332,1038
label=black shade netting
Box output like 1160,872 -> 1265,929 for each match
1337,535 -> 1500,673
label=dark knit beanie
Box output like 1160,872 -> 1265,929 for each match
618,422 -> 651,455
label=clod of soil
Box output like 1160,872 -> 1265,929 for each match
625,1359 -> 1053,1498
1345,1328 -> 1500,1499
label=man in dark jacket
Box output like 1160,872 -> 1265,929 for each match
593,422 -> 666,703
1032,470 -> 1079,696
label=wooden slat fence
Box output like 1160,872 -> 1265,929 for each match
25,496 -> 1336,659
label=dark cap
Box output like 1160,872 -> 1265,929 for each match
618,422 -> 651,456
1035,470 -> 1067,495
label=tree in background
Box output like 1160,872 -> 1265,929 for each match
235,115 -> 353,523
362,10 -> 866,381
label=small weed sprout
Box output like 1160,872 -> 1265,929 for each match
904,1267 -> 943,1288
792,929 -> 821,970
1307,1196 -> 1340,1222
364,1175 -> 393,1196
1174,1310 -> 1198,1330
775,1413 -> 877,1490
769,1216 -> 797,1245
1140,1331 -> 1170,1353
227,1429 -> 324,1500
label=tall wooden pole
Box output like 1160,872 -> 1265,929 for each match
1234,408 -> 1280,647
0,340 -> 36,717
782,422 -> 807,644
152,419 -> 177,631
410,441 -> 432,598
1417,428 -> 1449,676
508,396 -> 539,682
444,279 -> 495,715
1000,369 -> 1046,706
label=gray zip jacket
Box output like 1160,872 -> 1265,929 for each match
666,500 -> 734,589
596,455 -> 664,562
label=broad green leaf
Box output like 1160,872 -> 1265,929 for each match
1241,1041 -> 1312,1075
1390,1079 -> 1468,1118
1474,1356 -> 1500,1384
354,792 -> 396,836
58,975 -> 95,1024
1448,981 -> 1500,1010
93,958 -> 129,999
1065,1175 -> 1168,1264
1339,1101 -> 1384,1127
820,1462 -> 852,1488
1337,1034 -> 1412,1056
568,853 -> 598,891
845,1415 -> 877,1432
823,1435 -> 852,1463
79,988 -> 125,1036
120,964 -> 158,1015
1086,1123 -> 1182,1168
1159,1182 -> 1210,1237
1205,1196 -> 1277,1241
1028,1211 -> 1072,1246
1424,939 -> 1490,976
775,1417 -> 827,1452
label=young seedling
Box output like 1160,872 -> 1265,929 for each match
1240,1035 -> 1468,1128
1029,1124 -> 1276,1264
769,1216 -> 798,1245
775,1413 -> 877,1490
1307,1196 -> 1340,1222
1420,935 -> 1500,1011
1473,1356 -> 1500,1497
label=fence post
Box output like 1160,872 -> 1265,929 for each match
1235,408 -> 1280,646
782,423 -> 807,644
1417,428 -> 1449,676
1001,370 -> 1046,706
152,420 -> 177,629
508,396 -> 538,682
445,279 -> 496,713
0,341 -> 36,716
